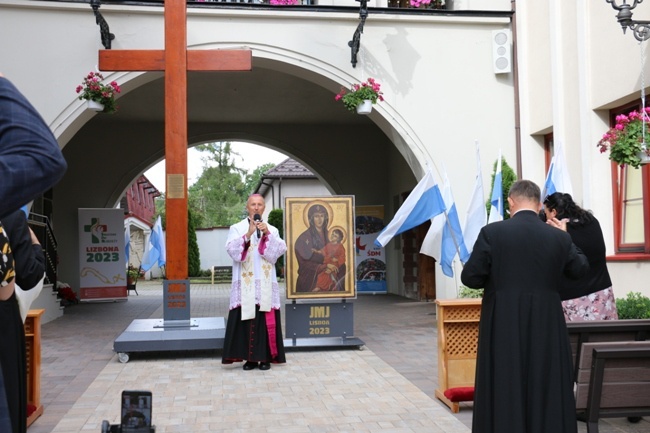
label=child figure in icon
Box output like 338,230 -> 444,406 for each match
311,228 -> 346,292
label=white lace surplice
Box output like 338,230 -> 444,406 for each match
225,218 -> 287,320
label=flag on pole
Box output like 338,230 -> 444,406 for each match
420,169 -> 470,277
464,142 -> 487,253
141,216 -> 166,271
124,223 -> 131,264
154,216 -> 166,268
541,140 -> 573,199
374,170 -> 446,248
488,150 -> 503,224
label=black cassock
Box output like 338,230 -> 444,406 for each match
461,210 -> 588,433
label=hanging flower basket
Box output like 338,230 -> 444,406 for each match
409,0 -> 445,8
597,108 -> 650,169
75,71 -> 121,114
86,100 -> 105,112
356,100 -> 373,115
335,78 -> 384,114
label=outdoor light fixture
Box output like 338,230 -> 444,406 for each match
90,0 -> 115,49
606,0 -> 650,41
348,0 -> 369,68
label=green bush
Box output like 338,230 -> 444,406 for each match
458,286 -> 484,298
616,291 -> 650,319
267,208 -> 285,277
486,156 -> 517,220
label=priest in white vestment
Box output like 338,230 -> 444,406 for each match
221,194 -> 287,371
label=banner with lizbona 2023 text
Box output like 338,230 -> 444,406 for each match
355,206 -> 387,293
78,208 -> 127,301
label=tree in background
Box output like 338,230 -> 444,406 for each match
267,208 -> 284,278
188,142 -> 276,227
188,207 -> 201,277
486,156 -> 518,220
244,162 -> 276,195
188,142 -> 247,226
151,196 -> 201,276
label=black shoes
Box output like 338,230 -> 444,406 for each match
242,361 -> 271,371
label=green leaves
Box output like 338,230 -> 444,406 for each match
599,110 -> 650,169
187,142 -> 274,227
616,292 -> 650,319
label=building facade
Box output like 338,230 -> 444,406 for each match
1,0 -> 647,299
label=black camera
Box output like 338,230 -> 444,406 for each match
101,390 -> 155,433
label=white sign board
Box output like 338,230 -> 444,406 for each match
78,208 -> 127,301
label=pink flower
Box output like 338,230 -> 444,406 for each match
334,78 -> 385,112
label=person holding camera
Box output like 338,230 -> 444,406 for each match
543,192 -> 618,321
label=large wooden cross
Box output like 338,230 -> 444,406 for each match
99,1 -> 251,280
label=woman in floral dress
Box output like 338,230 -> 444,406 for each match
543,192 -> 618,321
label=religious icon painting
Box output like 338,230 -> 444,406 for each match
285,196 -> 356,300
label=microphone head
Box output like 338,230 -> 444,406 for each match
253,213 -> 262,222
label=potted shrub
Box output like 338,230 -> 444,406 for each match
597,108 -> 650,169
458,286 -> 484,298
334,78 -> 384,115
76,71 -> 121,114
616,291 -> 650,319
126,265 -> 140,285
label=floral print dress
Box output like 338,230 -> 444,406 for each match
562,287 -> 618,321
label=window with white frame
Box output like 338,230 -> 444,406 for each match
608,101 -> 650,256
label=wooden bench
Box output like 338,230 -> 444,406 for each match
211,266 -> 232,284
567,319 -> 650,381
575,341 -> 650,433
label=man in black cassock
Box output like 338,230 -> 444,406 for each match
461,180 -> 588,433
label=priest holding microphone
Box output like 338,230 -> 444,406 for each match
221,194 -> 287,371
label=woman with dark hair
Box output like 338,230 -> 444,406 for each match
294,203 -> 333,292
543,192 -> 618,321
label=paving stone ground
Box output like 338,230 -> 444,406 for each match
27,281 -> 649,433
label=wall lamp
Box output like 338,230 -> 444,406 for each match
348,0 -> 369,68
90,0 -> 115,49
606,0 -> 650,41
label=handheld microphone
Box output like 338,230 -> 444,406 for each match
253,213 -> 262,238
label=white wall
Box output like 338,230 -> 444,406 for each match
514,0 -> 650,299
196,228 -> 232,271
0,1 -> 516,298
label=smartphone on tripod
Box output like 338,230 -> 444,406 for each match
120,390 -> 152,433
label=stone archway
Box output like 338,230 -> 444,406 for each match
54,53 -> 422,295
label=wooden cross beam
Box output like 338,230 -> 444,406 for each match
98,0 -> 252,280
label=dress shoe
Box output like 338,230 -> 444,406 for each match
243,361 -> 258,371
259,362 -> 271,371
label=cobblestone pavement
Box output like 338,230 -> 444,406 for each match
27,281 -> 649,433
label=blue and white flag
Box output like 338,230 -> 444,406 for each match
141,216 -> 166,271
420,169 -> 470,277
124,223 -> 131,265
375,170 -> 446,248
541,140 -> 573,199
463,142 -> 487,253
488,150 -> 503,224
